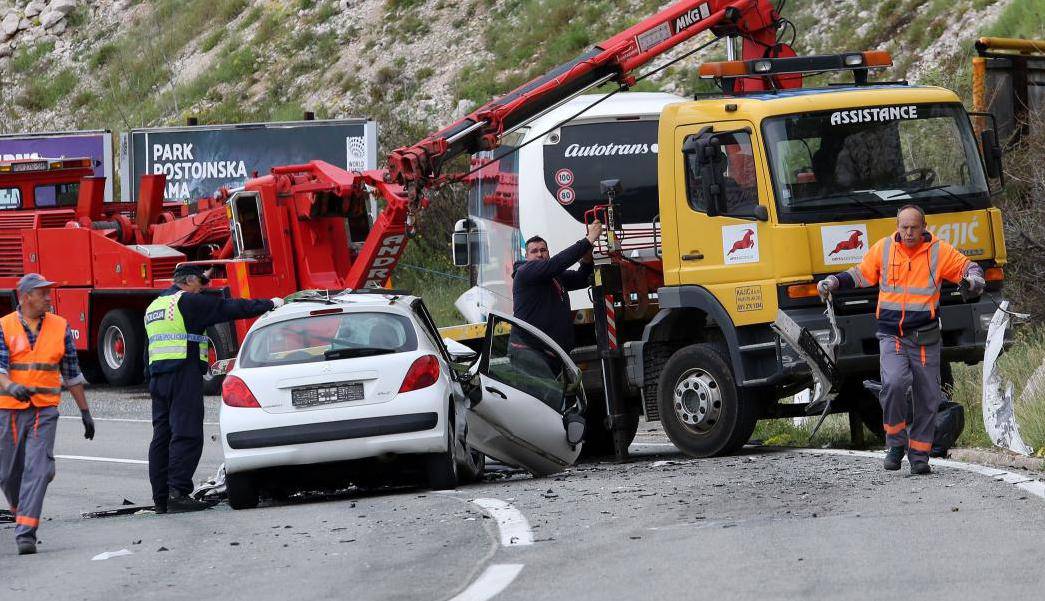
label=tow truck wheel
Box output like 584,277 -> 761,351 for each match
852,362 -> 955,438
579,391 -> 639,458
657,343 -> 756,458
97,309 -> 145,386
226,472 -> 259,510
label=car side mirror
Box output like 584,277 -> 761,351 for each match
443,337 -> 479,364
210,357 -> 235,377
564,413 -> 585,448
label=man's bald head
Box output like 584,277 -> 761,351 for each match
897,204 -> 927,248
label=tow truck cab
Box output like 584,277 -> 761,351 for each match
644,82 -> 1007,423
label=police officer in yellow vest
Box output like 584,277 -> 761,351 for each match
0,273 -> 93,555
145,264 -> 280,513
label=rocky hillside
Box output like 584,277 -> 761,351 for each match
0,0 -> 1040,148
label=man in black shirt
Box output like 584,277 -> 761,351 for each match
512,220 -> 602,354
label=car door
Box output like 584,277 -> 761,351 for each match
467,311 -> 586,476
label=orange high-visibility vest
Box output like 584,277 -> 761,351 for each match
846,233 -> 971,336
0,312 -> 67,409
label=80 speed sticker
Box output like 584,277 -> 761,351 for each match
557,187 -> 576,205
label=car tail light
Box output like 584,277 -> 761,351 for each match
399,355 -> 440,393
222,375 -> 261,408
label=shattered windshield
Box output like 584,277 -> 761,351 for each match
762,103 -> 990,223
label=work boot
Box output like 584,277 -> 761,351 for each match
910,460 -> 932,475
167,492 -> 217,513
153,499 -> 168,515
17,539 -> 37,555
883,446 -> 905,471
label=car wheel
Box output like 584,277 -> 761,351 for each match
226,472 -> 259,510
656,343 -> 755,458
97,309 -> 145,386
202,323 -> 236,396
460,448 -> 486,484
426,418 -> 459,490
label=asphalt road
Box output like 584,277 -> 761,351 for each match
2,386 -> 1043,601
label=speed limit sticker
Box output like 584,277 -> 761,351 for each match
554,169 -> 575,187
557,187 -> 576,205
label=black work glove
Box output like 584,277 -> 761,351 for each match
81,409 -> 95,440
6,382 -> 31,402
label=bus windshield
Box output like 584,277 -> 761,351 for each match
762,103 -> 990,223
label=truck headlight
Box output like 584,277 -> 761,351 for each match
811,329 -> 832,344
978,313 -> 995,332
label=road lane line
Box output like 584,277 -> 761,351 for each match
59,416 -> 218,426
797,448 -> 1045,501
447,564 -> 524,601
471,498 -> 534,547
56,455 -> 148,465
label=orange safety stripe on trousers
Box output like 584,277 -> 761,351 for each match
920,345 -> 926,367
15,515 -> 39,527
34,408 -> 40,436
10,412 -> 17,445
884,421 -> 908,435
909,439 -> 932,453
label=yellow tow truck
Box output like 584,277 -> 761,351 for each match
446,50 -> 1009,459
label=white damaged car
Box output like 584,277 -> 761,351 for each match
218,291 -> 586,509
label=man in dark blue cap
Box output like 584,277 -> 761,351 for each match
0,273 -> 93,555
144,264 -> 281,513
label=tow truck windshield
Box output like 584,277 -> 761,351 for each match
763,103 -> 990,223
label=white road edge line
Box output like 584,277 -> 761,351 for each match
470,498 -> 534,547
56,455 -> 148,465
797,448 -> 1045,501
59,416 -> 218,426
447,564 -> 524,601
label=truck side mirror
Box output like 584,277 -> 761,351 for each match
980,129 -> 1004,183
698,139 -> 727,217
452,218 -> 479,267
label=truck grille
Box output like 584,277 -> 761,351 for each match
0,233 -> 23,276
151,256 -> 180,280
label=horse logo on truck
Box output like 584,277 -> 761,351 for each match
722,224 -> 759,265
821,224 -> 869,265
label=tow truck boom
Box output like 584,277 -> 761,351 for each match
344,0 -> 799,288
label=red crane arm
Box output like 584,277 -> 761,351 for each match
344,0 -> 797,289
386,0 -> 794,191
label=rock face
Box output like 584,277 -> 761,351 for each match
25,2 -> 46,19
1,12 -> 19,38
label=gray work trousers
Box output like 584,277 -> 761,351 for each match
0,406 -> 58,543
878,334 -> 942,463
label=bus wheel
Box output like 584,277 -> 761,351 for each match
97,309 -> 145,386
657,343 -> 755,458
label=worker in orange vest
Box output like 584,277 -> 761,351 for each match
0,274 -> 94,555
819,205 -> 984,475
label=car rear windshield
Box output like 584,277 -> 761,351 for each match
238,311 -> 418,368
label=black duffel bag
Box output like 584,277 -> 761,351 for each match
861,380 -> 965,457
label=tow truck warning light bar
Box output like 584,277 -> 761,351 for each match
0,157 -> 93,174
700,51 -> 893,80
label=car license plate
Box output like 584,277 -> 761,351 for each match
291,381 -> 364,408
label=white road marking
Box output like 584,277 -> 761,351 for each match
798,448 -> 1045,501
448,564 -> 524,601
471,498 -> 534,547
56,455 -> 148,465
60,416 -> 218,426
